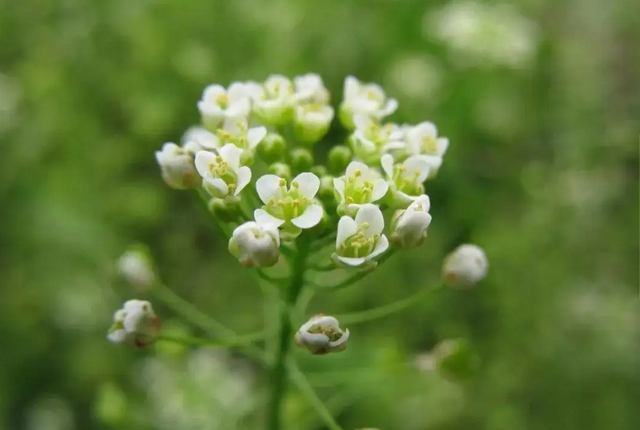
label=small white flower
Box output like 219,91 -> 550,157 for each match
181,126 -> 219,152
228,222 -> 280,268
107,300 -> 161,349
333,161 -> 388,216
332,204 -> 389,268
350,115 -> 405,165
197,82 -> 260,128
339,76 -> 398,129
442,244 -> 488,288
155,143 -> 200,189
390,195 -> 432,248
381,153 -> 431,207
294,103 -> 334,144
194,144 -> 252,200
118,246 -> 155,288
404,122 -> 449,171
293,73 -> 330,104
294,314 -> 349,355
254,172 -> 323,238
252,74 -> 296,125
214,117 -> 268,159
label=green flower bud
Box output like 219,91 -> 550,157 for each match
433,339 -> 479,381
311,165 -> 328,177
208,197 -> 242,222
318,175 -> 335,199
328,145 -> 352,175
257,132 -> 287,163
289,147 -> 314,173
268,162 -> 292,182
240,149 -> 255,166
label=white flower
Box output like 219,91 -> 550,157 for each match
332,204 -> 389,268
214,117 -> 268,160
181,126 -> 219,152
381,153 -> 431,207
197,82 -> 260,128
390,195 -> 432,248
333,161 -> 388,216
107,300 -> 161,349
118,246 -> 155,288
254,172 -> 323,238
194,144 -> 252,200
252,74 -> 296,125
294,103 -> 334,144
155,143 -> 200,189
349,115 -> 405,165
339,76 -> 398,129
228,222 -> 280,268
404,122 -> 449,171
293,73 -> 330,104
442,244 -> 488,288
294,314 -> 349,355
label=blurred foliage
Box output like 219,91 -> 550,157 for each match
0,0 -> 638,429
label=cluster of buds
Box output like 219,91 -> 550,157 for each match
153,73 -> 487,275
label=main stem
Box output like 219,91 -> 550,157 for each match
267,239 -> 309,430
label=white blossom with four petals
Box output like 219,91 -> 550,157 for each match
333,161 -> 388,216
252,75 -> 296,125
295,315 -> 350,355
254,173 -> 323,238
403,121 -> 449,172
332,204 -> 389,268
390,195 -> 432,248
381,153 -> 431,207
195,144 -> 252,201
293,73 -> 330,104
339,76 -> 398,129
228,221 -> 280,268
197,82 -> 261,128
350,115 -> 405,165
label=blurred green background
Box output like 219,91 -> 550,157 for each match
0,0 -> 638,429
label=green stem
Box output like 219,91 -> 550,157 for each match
158,331 -> 263,347
267,239 -> 309,430
315,249 -> 397,292
336,284 -> 442,325
288,359 -> 345,430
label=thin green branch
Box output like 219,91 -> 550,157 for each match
308,261 -> 337,272
336,284 -> 443,326
158,331 -> 264,348
310,232 -> 337,252
288,359 -> 345,430
256,269 -> 287,285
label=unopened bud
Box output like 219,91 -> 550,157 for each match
117,245 -> 155,290
289,148 -> 314,173
328,145 -> 352,175
107,300 -> 161,349
295,314 -> 349,355
209,197 -> 242,222
268,162 -> 292,182
311,165 -> 328,177
257,132 -> 287,164
442,244 -> 488,288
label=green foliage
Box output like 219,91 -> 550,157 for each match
0,0 -> 638,429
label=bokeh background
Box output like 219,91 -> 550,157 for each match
0,0 -> 638,429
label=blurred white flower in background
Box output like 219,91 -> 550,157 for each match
139,349 -> 255,430
386,55 -> 442,102
426,1 -> 537,68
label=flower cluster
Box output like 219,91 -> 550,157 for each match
154,74 -> 455,269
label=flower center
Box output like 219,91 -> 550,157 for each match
421,136 -> 438,154
208,156 -> 238,189
344,169 -> 375,204
392,164 -> 424,196
339,222 -> 380,258
215,93 -> 229,109
216,122 -> 250,148
264,178 -> 311,221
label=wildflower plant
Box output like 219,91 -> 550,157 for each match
117,73 -> 488,430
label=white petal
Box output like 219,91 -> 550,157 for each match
218,144 -> 242,170
328,329 -> 350,348
417,155 -> 443,170
202,84 -> 226,101
235,166 -> 252,195
254,209 -> 285,229
411,195 -> 431,212
247,126 -> 268,149
301,315 -> 340,331
355,204 -> 384,237
396,191 -> 417,205
352,114 -> 371,130
437,137 -> 449,156
379,98 -> 398,117
346,161 -> 369,176
256,174 -> 282,203
383,140 -> 406,151
336,255 -> 367,267
413,121 -> 437,139
371,179 -> 389,201
367,235 -> 389,260
344,76 -> 360,99
298,331 -> 330,346
380,154 -> 395,178
333,178 -> 346,201
336,216 -> 358,247
194,151 -> 215,177
205,177 -> 229,195
226,98 -> 251,118
291,204 -> 323,229
292,172 -> 320,198
404,156 -> 431,183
